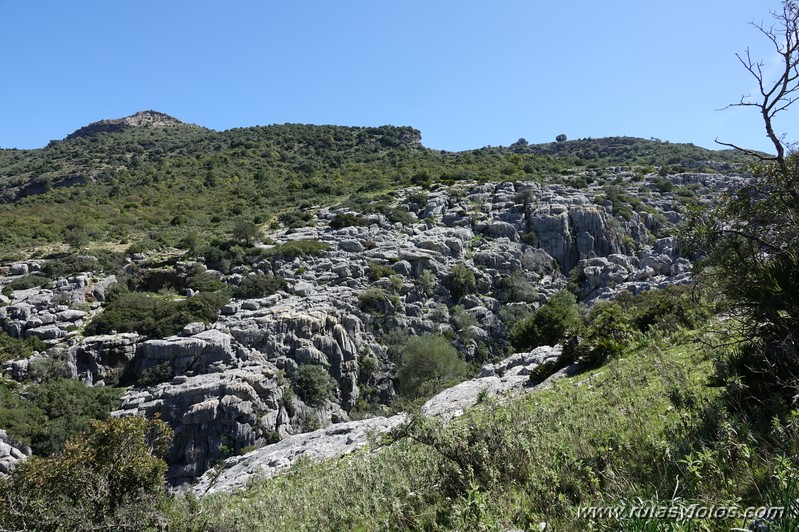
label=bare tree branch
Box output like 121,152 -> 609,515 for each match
717,1 -> 799,174
713,138 -> 778,161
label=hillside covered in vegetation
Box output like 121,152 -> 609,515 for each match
0,111 -> 752,260
0,108 -> 797,531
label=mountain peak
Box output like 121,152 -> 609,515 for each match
65,110 -> 187,140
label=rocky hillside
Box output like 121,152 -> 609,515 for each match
64,110 -> 193,140
0,112 -> 751,257
0,163 -> 744,485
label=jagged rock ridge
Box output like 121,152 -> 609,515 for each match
65,110 -> 190,140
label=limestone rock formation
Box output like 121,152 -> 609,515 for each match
0,173 -> 743,486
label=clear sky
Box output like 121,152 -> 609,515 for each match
1,1 -> 795,153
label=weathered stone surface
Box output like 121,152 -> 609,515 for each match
68,333 -> 141,385
0,430 -> 31,476
1,175 -> 743,488
191,414 -> 407,496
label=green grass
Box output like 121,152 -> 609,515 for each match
163,325 -> 799,531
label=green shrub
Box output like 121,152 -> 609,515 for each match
0,416 -> 171,531
233,274 -> 286,299
196,239 -> 260,273
448,265 -> 476,301
387,207 -> 416,225
4,274 -> 52,292
232,219 -> 262,244
103,282 -> 130,303
137,363 -> 175,386
520,230 -> 538,246
414,269 -> 436,297
329,212 -> 366,229
85,291 -> 228,339
0,332 -> 45,363
509,290 -> 581,351
571,285 -> 712,367
125,242 -> 149,255
395,335 -> 468,400
278,211 -> 314,229
358,287 -> 398,314
185,265 -> 228,293
267,240 -> 330,259
451,305 -> 477,331
570,300 -> 631,367
41,255 -> 101,278
496,272 -> 537,303
407,191 -> 429,205
293,364 -> 336,406
654,179 -> 674,194
367,262 -> 394,281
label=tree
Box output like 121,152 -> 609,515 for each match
448,264 -> 476,302
63,227 -> 89,249
293,364 -> 337,406
395,335 -> 468,399
508,290 -> 581,351
232,218 -> 261,244
0,416 -> 172,531
555,134 -> 567,143
692,1 -> 799,415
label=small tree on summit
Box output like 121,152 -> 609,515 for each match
555,134 -> 567,142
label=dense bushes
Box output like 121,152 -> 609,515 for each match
395,335 -> 468,400
0,331 -> 46,362
40,251 -> 127,278
0,378 -> 123,456
509,290 -> 581,351
448,265 -> 476,302
232,274 -> 286,299
0,416 -> 172,531
196,239 -> 260,273
329,212 -> 366,229
292,364 -> 337,406
2,274 -> 52,295
496,271 -> 537,303
85,291 -> 228,338
562,285 -> 712,368
508,285 -> 709,367
265,239 -> 330,259
358,287 -> 400,314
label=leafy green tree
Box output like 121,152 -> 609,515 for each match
0,416 -> 172,531
0,378 -> 123,456
293,364 -> 336,406
63,227 -> 89,249
509,290 -> 581,351
448,265 -> 476,302
395,335 -> 468,400
232,218 -> 261,244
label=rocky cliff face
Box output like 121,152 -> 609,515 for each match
64,110 -> 189,140
0,171 -> 743,485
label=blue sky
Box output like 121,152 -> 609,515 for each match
1,1 -> 794,153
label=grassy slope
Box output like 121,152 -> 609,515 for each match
164,326 -> 799,531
